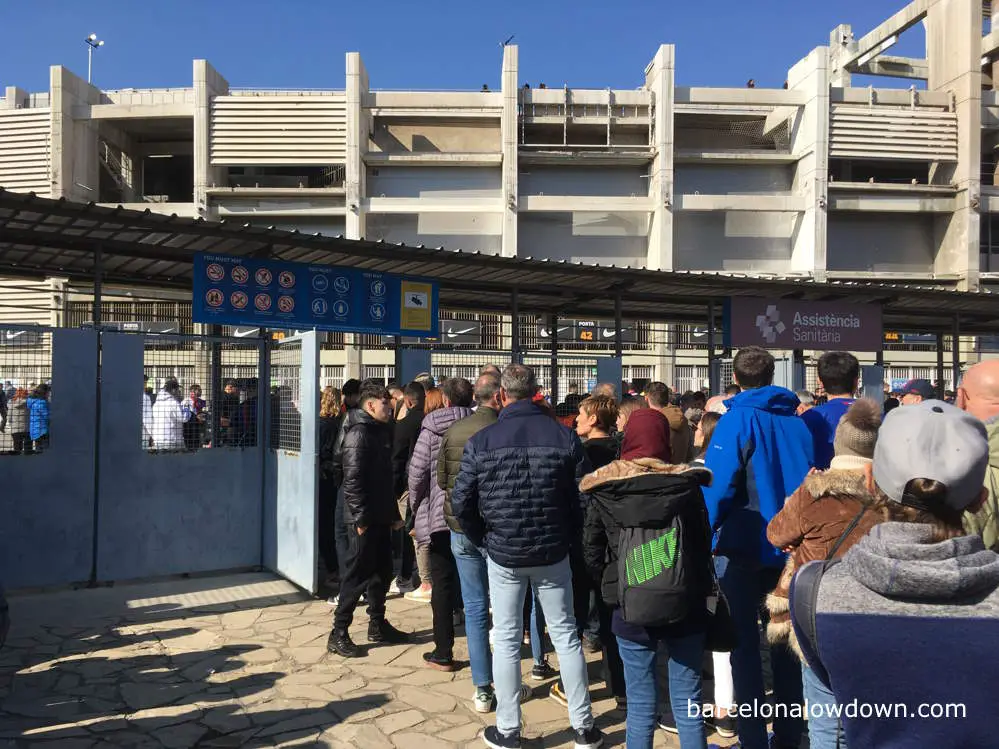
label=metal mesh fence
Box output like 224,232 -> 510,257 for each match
0,326 -> 53,455
270,341 -> 302,452
141,333 -> 262,451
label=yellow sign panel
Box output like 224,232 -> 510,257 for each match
400,281 -> 433,332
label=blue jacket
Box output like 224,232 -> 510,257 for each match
26,396 -> 49,441
702,386 -> 813,567
801,397 -> 854,470
450,400 -> 590,568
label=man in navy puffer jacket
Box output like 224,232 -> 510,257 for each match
452,364 -> 603,749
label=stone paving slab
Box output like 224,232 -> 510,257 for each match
0,573 -> 739,748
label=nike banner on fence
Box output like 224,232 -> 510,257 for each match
0,326 -> 42,346
723,297 -> 883,352
381,319 -> 481,346
539,320 -> 637,345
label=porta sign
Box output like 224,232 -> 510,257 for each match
724,297 -> 883,352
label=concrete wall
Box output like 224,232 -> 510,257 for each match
675,164 -> 793,194
365,212 -> 503,253
519,167 -> 647,197
827,214 -> 936,273
366,166 -> 500,198
95,333 -> 263,581
0,329 -> 97,588
673,211 -> 796,271
370,120 -> 500,153
50,66 -> 102,202
519,212 -> 648,265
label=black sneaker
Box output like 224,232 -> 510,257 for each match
423,651 -> 458,672
482,725 -> 521,749
657,712 -> 678,734
574,726 -> 604,749
368,620 -> 410,644
326,630 -> 362,658
709,713 -> 737,739
530,660 -> 558,681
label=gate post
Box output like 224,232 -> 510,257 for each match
548,312 -> 559,404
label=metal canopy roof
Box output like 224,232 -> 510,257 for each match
0,188 -> 997,332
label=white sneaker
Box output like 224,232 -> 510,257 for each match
326,594 -> 338,608
473,687 -> 495,714
404,585 -> 433,603
389,577 -> 416,595
472,684 -> 530,714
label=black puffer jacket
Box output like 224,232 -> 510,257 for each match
331,407 -> 363,487
581,459 -> 714,622
341,411 -> 400,527
451,400 -> 591,568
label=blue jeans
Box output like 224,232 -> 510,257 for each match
803,664 -> 847,749
451,532 -> 492,687
487,555 -> 593,736
617,632 -> 707,749
715,556 -> 803,749
528,586 -> 549,664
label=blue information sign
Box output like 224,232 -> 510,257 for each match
193,252 -> 439,337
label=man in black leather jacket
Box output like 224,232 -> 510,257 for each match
328,380 -> 409,658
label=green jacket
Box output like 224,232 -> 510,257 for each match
437,406 -> 498,533
964,418 -> 999,552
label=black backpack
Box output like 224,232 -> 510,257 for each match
616,513 -> 692,627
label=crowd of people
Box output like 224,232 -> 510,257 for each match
0,381 -> 50,453
312,348 -> 999,749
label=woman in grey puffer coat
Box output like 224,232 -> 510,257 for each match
407,377 -> 474,670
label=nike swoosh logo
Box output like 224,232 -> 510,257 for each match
601,330 -> 617,339
5,331 -> 25,340
447,327 -> 476,337
234,328 -> 260,338
541,327 -> 570,337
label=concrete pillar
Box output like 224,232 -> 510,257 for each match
788,47 -> 831,279
345,53 -> 370,378
927,0 -> 981,290
828,25 -> 855,87
49,66 -> 102,201
645,45 -> 675,271
346,52 -> 368,241
500,45 -> 519,258
193,60 -> 229,219
3,87 -> 28,109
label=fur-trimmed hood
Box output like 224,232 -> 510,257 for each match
798,467 -> 875,504
580,457 -> 711,493
581,458 -> 712,530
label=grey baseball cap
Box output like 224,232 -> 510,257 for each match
873,400 -> 988,511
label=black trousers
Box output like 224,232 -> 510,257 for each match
428,529 -> 459,658
596,596 -> 627,699
333,523 -> 393,632
317,475 -> 338,575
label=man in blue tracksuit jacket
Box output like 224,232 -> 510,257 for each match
703,346 -> 813,749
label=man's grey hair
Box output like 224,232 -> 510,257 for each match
479,364 -> 502,378
501,364 -> 537,401
796,389 -> 815,407
474,374 -> 501,405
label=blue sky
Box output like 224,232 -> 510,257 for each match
1,1 -> 924,92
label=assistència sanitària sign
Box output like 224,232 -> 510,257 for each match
724,297 -> 883,352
